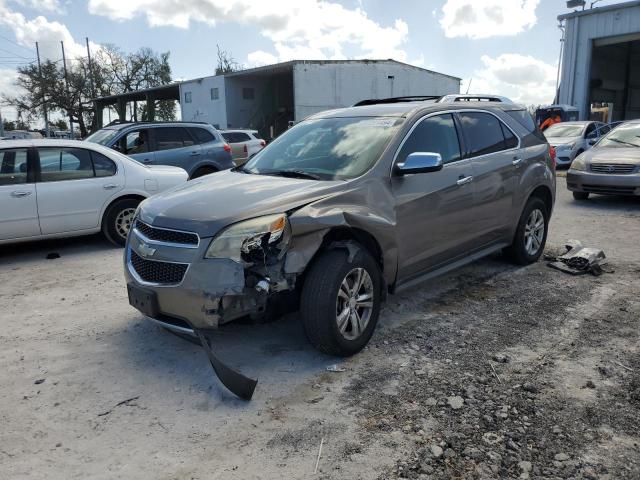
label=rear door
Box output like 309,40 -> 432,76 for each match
457,111 -> 521,244
35,147 -> 124,234
150,127 -> 201,171
392,113 -> 478,280
0,147 -> 40,240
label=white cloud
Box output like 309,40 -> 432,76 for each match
0,67 -> 22,121
440,0 -> 540,39
12,0 -> 63,12
469,53 -> 556,105
0,1 -> 96,61
87,0 -> 411,66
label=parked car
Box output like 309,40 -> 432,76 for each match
220,129 -> 266,165
567,120 -> 640,200
125,100 -> 555,356
543,121 -> 610,167
85,122 -> 234,179
0,139 -> 188,246
2,130 -> 43,140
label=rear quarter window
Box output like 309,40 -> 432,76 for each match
506,109 -> 546,142
189,127 -> 215,144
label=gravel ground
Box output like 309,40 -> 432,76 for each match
1,177 -> 639,479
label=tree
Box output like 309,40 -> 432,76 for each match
2,118 -> 29,131
2,44 -> 175,136
52,119 -> 68,130
215,44 -> 240,75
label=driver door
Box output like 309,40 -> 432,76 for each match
392,113 -> 479,281
118,128 -> 155,165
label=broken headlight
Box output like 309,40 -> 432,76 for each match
204,214 -> 291,264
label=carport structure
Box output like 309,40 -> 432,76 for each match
558,1 -> 640,122
93,83 -> 180,129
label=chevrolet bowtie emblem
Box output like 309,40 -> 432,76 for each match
138,242 -> 157,258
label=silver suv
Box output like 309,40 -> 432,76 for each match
85,122 -> 234,179
125,101 -> 555,358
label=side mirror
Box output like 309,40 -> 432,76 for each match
395,152 -> 443,175
588,138 -> 597,146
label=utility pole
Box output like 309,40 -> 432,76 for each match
86,37 -> 98,133
36,42 -> 50,138
0,108 -> 4,137
61,41 -> 75,137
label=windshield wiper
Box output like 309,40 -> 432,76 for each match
232,165 -> 254,174
263,169 -> 322,180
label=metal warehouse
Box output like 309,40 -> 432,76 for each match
558,1 -> 640,121
178,59 -> 460,138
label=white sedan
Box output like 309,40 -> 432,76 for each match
0,139 -> 188,246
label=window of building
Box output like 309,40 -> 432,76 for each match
210,87 -> 219,100
398,114 -> 462,164
184,91 -> 192,103
242,87 -> 255,100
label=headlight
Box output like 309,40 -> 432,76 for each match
205,214 -> 291,263
571,154 -> 587,171
557,142 -> 575,151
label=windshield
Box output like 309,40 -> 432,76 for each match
84,128 -> 120,146
241,117 -> 402,180
544,124 -> 584,138
597,122 -> 640,148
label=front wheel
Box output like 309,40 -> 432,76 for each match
301,247 -> 382,356
102,198 -> 141,246
503,197 -> 549,265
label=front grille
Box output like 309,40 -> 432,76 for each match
134,220 -> 199,246
582,184 -> 637,195
590,164 -> 636,174
130,250 -> 188,284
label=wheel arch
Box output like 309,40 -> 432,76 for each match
528,185 -> 553,216
100,193 -> 147,229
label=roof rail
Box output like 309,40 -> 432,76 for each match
353,96 -> 442,107
103,120 -> 212,127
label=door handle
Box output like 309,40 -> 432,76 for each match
103,184 -> 119,190
190,151 -> 201,156
512,156 -> 523,166
142,158 -> 152,164
10,191 -> 32,198
456,175 -> 473,186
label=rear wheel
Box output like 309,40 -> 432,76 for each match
190,166 -> 218,179
301,247 -> 381,356
503,197 -> 548,265
102,198 -> 141,246
573,192 -> 589,200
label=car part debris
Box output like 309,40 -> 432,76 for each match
195,330 -> 257,400
545,240 -> 607,276
326,365 -> 346,372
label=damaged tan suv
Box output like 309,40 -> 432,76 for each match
126,99 -> 555,358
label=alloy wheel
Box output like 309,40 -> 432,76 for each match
115,207 -> 137,240
335,267 -> 374,341
524,208 -> 545,256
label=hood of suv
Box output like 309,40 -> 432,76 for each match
138,169 -> 343,237
583,147 -> 640,165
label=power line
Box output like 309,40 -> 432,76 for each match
0,47 -> 34,60
0,33 -> 35,53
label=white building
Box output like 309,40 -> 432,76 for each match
178,59 -> 460,138
558,1 -> 640,121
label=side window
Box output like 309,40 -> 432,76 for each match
0,148 -> 29,185
184,91 -> 192,103
501,123 -> 518,149
585,123 -> 597,138
235,132 -> 251,142
92,152 -> 117,177
155,127 -> 189,151
398,114 -> 461,164
189,127 -> 215,144
599,125 -> 610,135
123,129 -> 150,155
38,148 -> 94,182
458,112 -> 509,157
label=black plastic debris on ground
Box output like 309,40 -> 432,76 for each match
545,239 -> 607,276
46,253 -> 60,260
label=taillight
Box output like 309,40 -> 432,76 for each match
223,143 -> 231,153
260,140 -> 266,147
549,145 -> 556,169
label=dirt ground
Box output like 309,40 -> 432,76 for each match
1,177 -> 639,480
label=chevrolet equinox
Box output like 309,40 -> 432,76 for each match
125,99 -> 555,356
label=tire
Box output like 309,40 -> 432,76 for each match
503,197 -> 549,265
301,247 -> 382,356
190,166 -> 218,179
573,192 -> 589,200
102,198 -> 141,246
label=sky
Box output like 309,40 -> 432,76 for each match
0,0 -> 628,123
